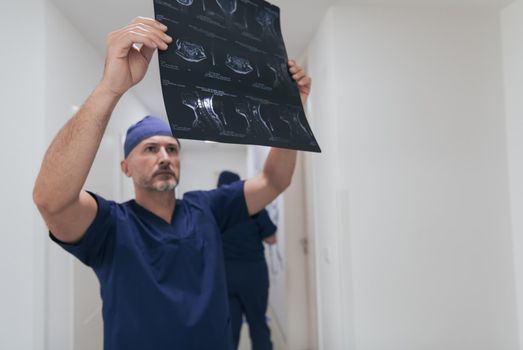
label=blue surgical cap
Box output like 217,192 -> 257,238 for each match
124,116 -> 175,158
217,170 -> 241,187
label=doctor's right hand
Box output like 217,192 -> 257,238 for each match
99,17 -> 173,97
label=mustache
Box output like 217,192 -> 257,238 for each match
153,169 -> 179,182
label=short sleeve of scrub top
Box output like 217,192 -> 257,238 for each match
49,191 -> 117,268
255,209 -> 277,239
205,180 -> 249,231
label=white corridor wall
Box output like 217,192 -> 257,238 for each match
0,0 -> 46,349
501,0 -> 523,348
306,5 -> 518,350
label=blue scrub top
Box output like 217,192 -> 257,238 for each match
222,208 -> 276,261
51,181 -> 248,350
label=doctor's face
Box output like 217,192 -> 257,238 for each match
122,135 -> 181,193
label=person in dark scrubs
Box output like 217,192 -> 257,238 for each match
33,17 -> 311,350
218,171 -> 277,350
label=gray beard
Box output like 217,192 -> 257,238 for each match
137,172 -> 180,193
153,181 -> 178,192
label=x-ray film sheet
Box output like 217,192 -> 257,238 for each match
154,0 -> 321,152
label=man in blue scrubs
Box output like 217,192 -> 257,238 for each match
218,171 -> 277,350
33,17 -> 311,350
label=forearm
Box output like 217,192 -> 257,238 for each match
262,147 -> 297,193
244,148 -> 296,215
33,84 -> 121,213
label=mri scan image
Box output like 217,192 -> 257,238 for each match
182,91 -> 226,134
256,9 -> 279,40
267,59 -> 295,91
216,0 -> 237,15
176,0 -> 194,6
235,101 -> 273,140
175,40 -> 207,63
225,54 -> 254,75
279,107 -> 313,143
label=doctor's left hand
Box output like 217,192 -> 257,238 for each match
288,60 -> 312,105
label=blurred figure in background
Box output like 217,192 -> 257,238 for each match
218,171 -> 277,350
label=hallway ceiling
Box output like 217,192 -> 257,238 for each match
51,0 -> 514,117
